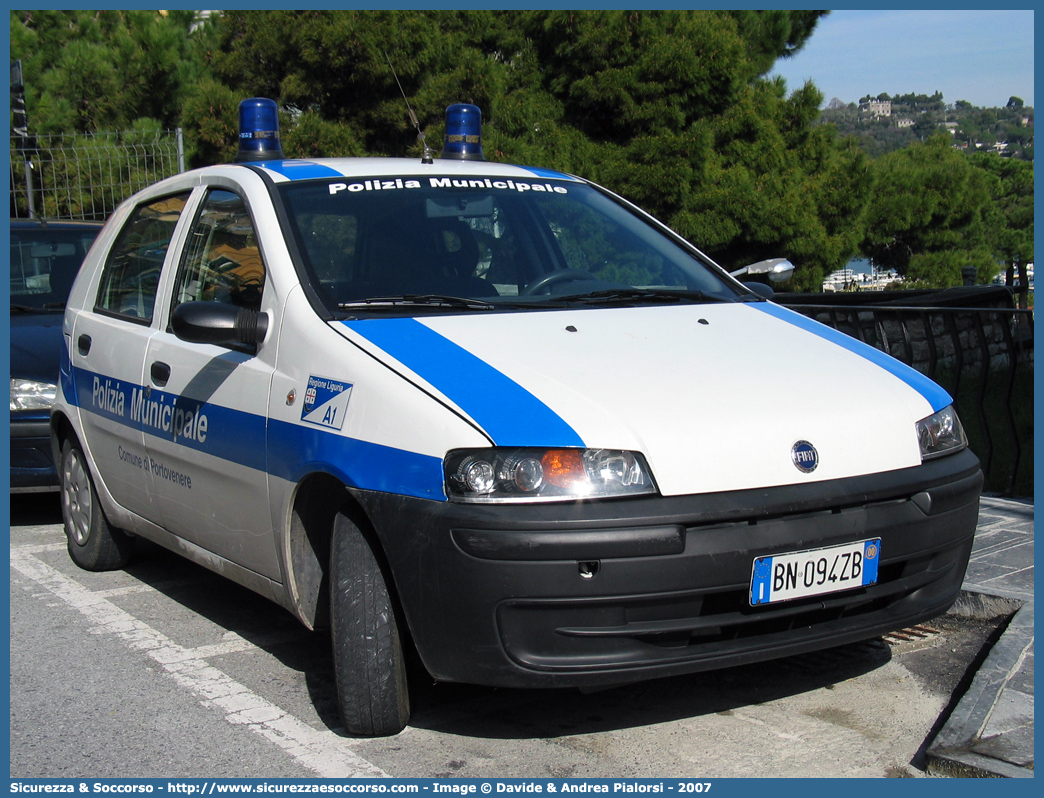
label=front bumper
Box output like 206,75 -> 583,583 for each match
355,448 -> 983,689
10,416 -> 59,492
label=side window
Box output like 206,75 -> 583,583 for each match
175,189 -> 265,314
96,193 -> 190,322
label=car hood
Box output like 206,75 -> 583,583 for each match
10,312 -> 65,385
335,303 -> 949,496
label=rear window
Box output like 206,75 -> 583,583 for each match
10,226 -> 100,310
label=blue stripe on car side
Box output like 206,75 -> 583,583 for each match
343,317 -> 585,448
69,366 -> 446,500
267,419 -> 446,500
71,366 -> 267,469
749,302 -> 952,413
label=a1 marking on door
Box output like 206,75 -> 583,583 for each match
301,375 -> 353,430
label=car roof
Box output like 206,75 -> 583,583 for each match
189,157 -> 582,185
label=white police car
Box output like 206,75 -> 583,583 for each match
52,99 -> 982,737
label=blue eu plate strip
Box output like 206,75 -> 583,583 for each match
862,539 -> 881,585
750,302 -> 952,413
344,317 -> 584,448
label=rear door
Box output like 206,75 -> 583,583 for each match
68,192 -> 192,521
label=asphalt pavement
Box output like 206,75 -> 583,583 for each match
925,495 -> 1035,778
8,492 -> 1034,778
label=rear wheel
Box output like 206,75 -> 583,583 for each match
59,439 -> 134,571
329,510 -> 410,736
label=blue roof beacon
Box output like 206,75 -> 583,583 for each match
235,97 -> 284,162
440,102 -> 485,161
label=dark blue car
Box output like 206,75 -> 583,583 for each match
10,219 -> 103,491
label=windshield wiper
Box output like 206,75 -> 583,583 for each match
11,302 -> 65,313
556,288 -> 732,306
338,294 -> 497,312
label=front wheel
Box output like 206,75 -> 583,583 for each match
59,438 -> 134,571
330,510 -> 410,736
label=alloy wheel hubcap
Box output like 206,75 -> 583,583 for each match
62,450 -> 92,546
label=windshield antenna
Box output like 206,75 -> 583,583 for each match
384,50 -> 433,164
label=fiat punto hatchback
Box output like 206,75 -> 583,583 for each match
52,100 -> 982,736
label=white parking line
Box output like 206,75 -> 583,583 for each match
10,544 -> 391,778
16,542 -> 66,554
92,584 -> 164,598
190,630 -> 306,660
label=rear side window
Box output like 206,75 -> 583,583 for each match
174,189 -> 266,314
95,193 -> 190,322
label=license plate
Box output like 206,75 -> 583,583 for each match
750,539 -> 880,606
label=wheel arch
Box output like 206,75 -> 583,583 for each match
49,408 -> 78,467
286,472 -> 411,639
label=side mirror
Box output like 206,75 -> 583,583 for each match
743,282 -> 775,300
172,301 -> 269,348
730,257 -> 795,283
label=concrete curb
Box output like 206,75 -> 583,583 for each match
926,599 -> 1034,778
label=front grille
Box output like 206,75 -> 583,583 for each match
565,560 -> 912,648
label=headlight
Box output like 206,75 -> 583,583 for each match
916,405 -> 968,460
445,447 -> 656,502
10,378 -> 57,412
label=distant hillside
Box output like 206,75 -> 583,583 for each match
818,93 -> 1034,160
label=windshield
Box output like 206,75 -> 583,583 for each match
277,174 -> 743,315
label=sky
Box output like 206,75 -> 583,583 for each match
769,9 -> 1035,109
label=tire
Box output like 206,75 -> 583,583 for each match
329,510 -> 411,737
59,439 -> 134,571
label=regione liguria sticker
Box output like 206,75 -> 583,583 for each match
301,375 -> 352,430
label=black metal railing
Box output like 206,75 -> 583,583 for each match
781,302 -> 1034,497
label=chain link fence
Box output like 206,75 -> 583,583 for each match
10,129 -> 184,222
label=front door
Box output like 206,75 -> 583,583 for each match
142,187 -> 280,579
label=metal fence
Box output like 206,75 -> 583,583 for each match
782,302 -> 1035,497
10,129 -> 184,222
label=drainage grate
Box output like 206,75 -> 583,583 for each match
883,624 -> 940,645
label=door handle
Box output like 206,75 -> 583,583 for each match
150,361 -> 171,387
77,334 -> 92,356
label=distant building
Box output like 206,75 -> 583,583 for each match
191,10 -> 216,32
895,118 -> 914,129
860,99 -> 892,117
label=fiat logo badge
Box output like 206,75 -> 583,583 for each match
792,440 -> 819,473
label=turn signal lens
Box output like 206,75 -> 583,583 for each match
542,449 -> 586,490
